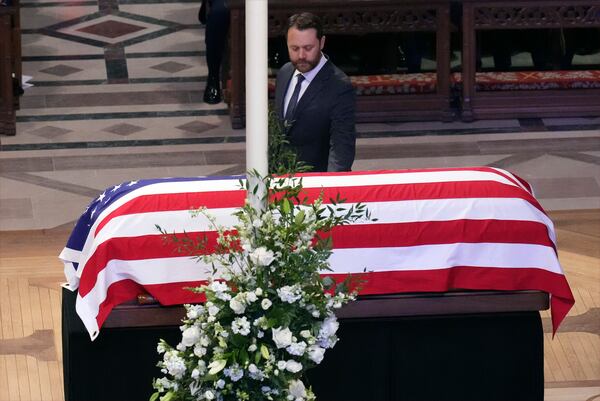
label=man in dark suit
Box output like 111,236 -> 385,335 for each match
274,12 -> 356,172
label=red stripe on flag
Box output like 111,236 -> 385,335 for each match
93,266 -> 573,335
96,190 -> 245,235
93,181 -> 543,239
79,219 -> 554,297
321,266 -> 573,334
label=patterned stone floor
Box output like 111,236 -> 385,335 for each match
1,0 -> 599,399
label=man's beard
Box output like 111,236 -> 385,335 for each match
292,56 -> 319,73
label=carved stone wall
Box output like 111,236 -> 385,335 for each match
473,5 -> 600,29
268,8 -> 439,36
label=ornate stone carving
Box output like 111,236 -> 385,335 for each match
473,5 -> 600,28
268,9 -> 438,36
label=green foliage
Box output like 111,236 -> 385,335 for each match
152,172 -> 373,401
267,108 -> 311,175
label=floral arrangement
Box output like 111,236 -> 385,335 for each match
151,174 -> 371,401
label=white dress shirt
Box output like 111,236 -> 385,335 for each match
283,53 -> 328,116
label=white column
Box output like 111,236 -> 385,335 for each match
245,0 -> 269,209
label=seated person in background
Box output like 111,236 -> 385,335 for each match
274,12 -> 356,172
199,0 -> 229,104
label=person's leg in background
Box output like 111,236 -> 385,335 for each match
202,0 -> 230,104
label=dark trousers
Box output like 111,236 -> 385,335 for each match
204,0 -> 230,80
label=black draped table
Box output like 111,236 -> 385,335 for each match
63,288 -> 548,401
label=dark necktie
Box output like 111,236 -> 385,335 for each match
285,74 -> 305,121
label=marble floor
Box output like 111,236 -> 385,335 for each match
1,0 -> 600,398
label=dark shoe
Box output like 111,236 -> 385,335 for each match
203,78 -> 222,104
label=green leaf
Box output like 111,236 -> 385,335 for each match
282,198 -> 291,214
240,348 -> 249,364
160,392 -> 174,401
208,359 -> 227,375
150,392 -> 160,401
294,210 -> 305,224
255,349 -> 262,364
260,344 -> 270,360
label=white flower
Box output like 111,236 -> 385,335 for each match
157,343 -> 166,354
186,304 -> 205,319
210,281 -> 229,293
229,295 -> 246,315
277,360 -> 287,370
272,326 -> 293,349
216,379 -> 225,389
246,292 -> 257,302
300,330 -> 311,339
311,310 -> 320,318
181,326 -> 200,347
288,379 -> 306,399
249,247 -> 275,266
307,345 -> 325,364
191,368 -> 200,379
193,345 -> 207,357
261,298 -> 272,310
208,304 -> 220,316
277,285 -> 302,303
248,344 -> 257,352
204,390 -> 215,400
232,317 -> 251,336
319,315 -> 339,338
248,364 -> 264,380
255,288 -> 263,296
224,364 -> 244,382
285,360 -> 303,373
286,341 -> 307,356
164,351 -> 186,379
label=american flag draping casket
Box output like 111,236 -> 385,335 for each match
59,167 -> 575,341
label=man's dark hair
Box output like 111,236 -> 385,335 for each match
287,12 -> 323,39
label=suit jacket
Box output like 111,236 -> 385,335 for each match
274,60 -> 356,172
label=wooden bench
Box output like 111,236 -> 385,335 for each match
227,0 -> 454,129
0,0 -> 21,136
460,0 -> 600,121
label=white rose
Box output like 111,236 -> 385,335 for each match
229,296 -> 246,315
300,330 -> 311,339
307,345 -> 325,364
255,288 -> 263,296
204,390 -> 215,400
285,360 -> 303,373
246,292 -> 257,303
277,360 -> 287,370
261,299 -> 272,310
249,247 -> 275,266
288,379 -> 306,399
181,326 -> 200,347
272,327 -> 293,349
